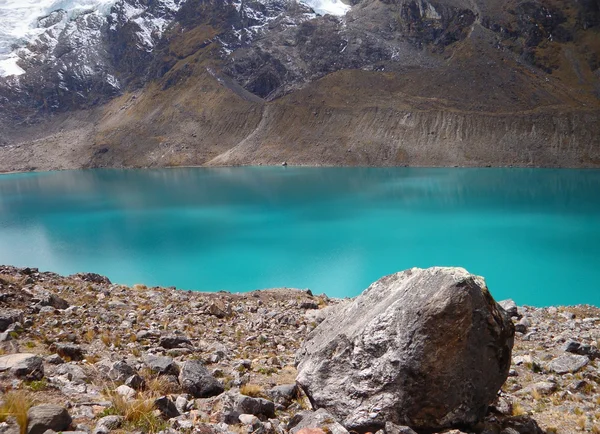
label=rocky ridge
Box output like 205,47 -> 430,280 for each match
0,0 -> 599,171
1,264 -> 600,434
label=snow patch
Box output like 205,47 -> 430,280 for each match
0,53 -> 25,76
299,0 -> 350,16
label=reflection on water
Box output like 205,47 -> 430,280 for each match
0,167 -> 599,306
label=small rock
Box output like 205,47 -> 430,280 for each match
93,415 -> 123,434
124,374 -> 145,390
73,273 -> 111,284
108,360 -> 136,383
488,415 -> 544,434
516,381 -> 557,396
115,384 -> 136,400
490,396 -> 513,416
287,409 -> 348,434
385,422 -> 418,434
207,300 -> 230,318
45,354 -> 64,365
561,312 -> 576,320
209,343 -> 228,363
266,384 -> 297,407
179,360 -> 224,398
569,380 -> 589,391
27,405 -> 72,434
159,335 -> 192,349
299,301 -> 319,310
498,300 -> 519,318
39,293 -> 69,310
55,364 -> 87,384
136,330 -> 160,341
296,429 -> 326,434
154,396 -> 179,419
562,340 -> 599,359
0,309 -> 24,332
547,354 -> 589,374
53,344 -> 84,362
175,395 -> 190,414
515,317 -> 530,333
222,392 -> 276,424
38,306 -> 56,315
170,418 -> 194,430
239,414 -> 260,426
143,354 -> 179,376
0,420 -> 20,434
562,340 -> 581,353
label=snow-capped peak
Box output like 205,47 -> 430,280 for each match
0,0 -> 118,76
0,0 -> 352,77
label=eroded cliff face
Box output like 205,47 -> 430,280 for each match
0,0 -> 598,171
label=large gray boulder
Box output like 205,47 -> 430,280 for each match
296,267 -> 514,432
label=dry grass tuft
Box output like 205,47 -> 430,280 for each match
85,353 -> 101,365
0,390 -> 34,434
144,375 -> 177,396
105,392 -> 166,433
83,328 -> 96,344
240,384 -> 265,398
512,402 -> 526,416
103,373 -> 172,434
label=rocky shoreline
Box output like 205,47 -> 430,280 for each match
1,265 -> 599,434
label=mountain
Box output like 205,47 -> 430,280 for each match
0,0 -> 599,171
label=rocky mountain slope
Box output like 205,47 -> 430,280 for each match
0,0 -> 599,171
2,264 -> 600,434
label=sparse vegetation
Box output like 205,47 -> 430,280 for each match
103,391 -> 167,433
26,379 -> 49,392
240,384 -> 265,398
0,390 -> 34,434
512,402 -> 526,416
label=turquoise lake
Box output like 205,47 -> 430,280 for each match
0,167 -> 599,306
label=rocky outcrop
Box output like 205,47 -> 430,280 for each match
296,267 -> 514,432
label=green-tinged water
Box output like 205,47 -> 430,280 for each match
0,167 -> 598,306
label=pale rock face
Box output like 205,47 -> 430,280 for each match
296,267 -> 515,432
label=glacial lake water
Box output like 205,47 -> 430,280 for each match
0,167 -> 599,307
